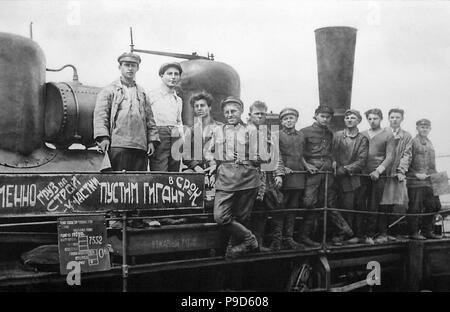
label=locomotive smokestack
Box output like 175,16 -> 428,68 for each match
315,26 -> 357,131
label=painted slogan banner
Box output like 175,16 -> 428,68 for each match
0,172 -> 204,215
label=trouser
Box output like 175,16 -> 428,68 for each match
270,190 -> 302,243
299,173 -> 352,239
214,188 -> 258,245
358,177 -> 386,237
250,200 -> 269,246
338,188 -> 362,237
109,147 -> 147,171
408,186 -> 441,234
150,126 -> 181,172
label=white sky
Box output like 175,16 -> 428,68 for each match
1,0 -> 450,164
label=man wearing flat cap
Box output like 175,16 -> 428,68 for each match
406,118 -> 442,240
298,105 -> 353,247
205,97 -> 261,259
378,108 -> 413,243
148,62 -> 184,172
273,107 -> 307,250
93,52 -> 159,171
333,109 -> 369,244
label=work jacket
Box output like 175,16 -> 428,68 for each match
381,128 -> 413,205
333,128 -> 369,192
93,79 -> 160,150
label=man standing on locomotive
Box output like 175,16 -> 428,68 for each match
247,101 -> 284,252
298,106 -> 353,247
274,107 -> 306,250
406,119 -> 442,240
148,62 -> 184,172
378,108 -> 413,243
358,109 -> 395,244
333,109 -> 369,244
182,91 -> 223,209
93,52 -> 160,171
206,97 -> 260,259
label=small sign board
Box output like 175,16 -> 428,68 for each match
58,215 -> 111,275
430,172 -> 450,196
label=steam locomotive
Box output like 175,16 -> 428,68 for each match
4,28 -> 415,293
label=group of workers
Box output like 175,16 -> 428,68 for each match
93,52 -> 442,260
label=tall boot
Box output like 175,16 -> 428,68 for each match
268,214 -> 283,251
298,213 -> 321,248
282,213 -> 304,250
226,232 -> 259,259
329,210 -> 354,239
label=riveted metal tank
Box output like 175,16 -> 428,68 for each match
178,59 -> 240,125
0,32 -> 46,154
45,81 -> 101,148
315,26 -> 357,132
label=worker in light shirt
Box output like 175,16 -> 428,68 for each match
148,62 -> 184,172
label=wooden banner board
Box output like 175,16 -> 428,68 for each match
0,172 -> 204,216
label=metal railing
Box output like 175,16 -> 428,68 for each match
0,169 -> 448,292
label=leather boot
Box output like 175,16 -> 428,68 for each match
298,214 -> 320,248
226,233 -> 259,259
269,214 -> 283,249
282,213 -> 304,250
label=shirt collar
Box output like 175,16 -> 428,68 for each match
159,83 -> 177,96
390,127 -> 400,135
416,135 -> 430,145
120,77 -> 136,88
282,127 -> 297,135
343,128 -> 359,138
313,122 -> 329,130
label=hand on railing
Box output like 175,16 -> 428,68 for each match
396,173 -> 406,182
369,170 -> 380,181
274,176 -> 283,188
305,163 -> 319,175
415,173 -> 429,181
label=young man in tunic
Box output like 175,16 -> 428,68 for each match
406,119 -> 442,240
299,106 -> 353,247
207,97 -> 260,259
274,107 -> 307,250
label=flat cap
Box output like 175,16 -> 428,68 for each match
117,52 -> 141,64
416,118 -> 431,126
159,62 -> 183,76
220,96 -> 244,110
279,108 -> 299,120
314,105 -> 334,115
344,109 -> 362,121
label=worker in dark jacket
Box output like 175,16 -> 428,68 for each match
407,119 -> 442,240
247,101 -> 284,252
298,106 -> 353,247
206,97 -> 260,259
333,109 -> 369,244
274,107 -> 307,250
